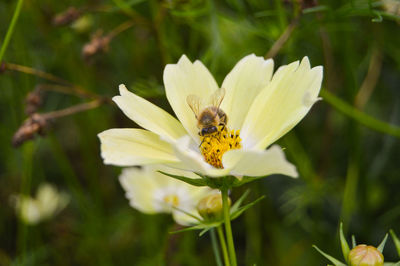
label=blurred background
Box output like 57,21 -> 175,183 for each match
1,0 -> 400,265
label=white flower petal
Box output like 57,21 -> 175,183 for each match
221,54 -> 274,130
171,185 -> 216,226
98,128 -> 179,166
15,197 -> 41,225
12,183 -> 69,225
119,167 -> 161,213
222,145 -> 298,178
172,136 -> 231,177
119,165 -> 213,224
164,55 -> 219,143
241,57 -> 323,149
36,184 -> 69,219
113,84 -> 186,142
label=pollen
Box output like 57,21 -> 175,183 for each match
163,194 -> 180,207
200,126 -> 242,169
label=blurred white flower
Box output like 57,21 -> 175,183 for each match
119,165 -> 216,226
99,54 -> 323,178
382,0 -> 400,16
12,183 -> 69,225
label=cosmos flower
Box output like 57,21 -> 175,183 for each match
119,165 -> 216,225
12,183 -> 69,225
99,54 -> 323,178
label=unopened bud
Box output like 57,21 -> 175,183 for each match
197,193 -> 230,220
25,88 -> 42,115
82,31 -> 110,60
12,114 -> 47,147
53,7 -> 81,26
348,245 -> 384,266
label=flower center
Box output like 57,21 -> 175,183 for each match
200,126 -> 241,169
163,194 -> 180,207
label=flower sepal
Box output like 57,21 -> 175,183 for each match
390,230 -> 400,258
158,170 -> 208,187
169,189 -> 264,235
159,170 -> 280,190
159,171 -> 238,189
314,222 -> 400,266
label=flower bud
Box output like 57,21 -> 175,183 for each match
348,245 -> 384,266
197,193 -> 230,220
53,7 -> 81,26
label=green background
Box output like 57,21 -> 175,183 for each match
0,0 -> 399,265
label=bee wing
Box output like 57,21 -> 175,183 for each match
186,94 -> 202,118
209,87 -> 226,109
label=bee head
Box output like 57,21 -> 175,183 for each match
201,126 -> 218,136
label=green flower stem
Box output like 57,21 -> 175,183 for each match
320,89 -> 400,138
210,228 -> 223,266
17,142 -> 35,264
217,225 -> 230,266
0,0 -> 24,63
222,187 -> 237,266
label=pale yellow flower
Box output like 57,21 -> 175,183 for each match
99,54 -> 323,178
119,165 -> 216,225
12,183 -> 69,225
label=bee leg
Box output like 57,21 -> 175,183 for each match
198,138 -> 205,147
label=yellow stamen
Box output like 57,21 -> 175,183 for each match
200,126 -> 241,169
163,194 -> 180,207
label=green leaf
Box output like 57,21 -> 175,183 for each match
169,221 -> 222,234
169,224 -> 208,234
172,206 -> 202,223
230,195 -> 265,220
230,189 -> 250,214
199,228 -> 212,236
340,222 -> 350,263
158,171 -> 207,187
232,176 -> 269,187
390,230 -> 400,257
352,235 -> 357,248
171,190 -> 263,235
313,245 -> 347,266
302,5 -> 330,14
320,90 -> 400,138
377,233 -> 389,253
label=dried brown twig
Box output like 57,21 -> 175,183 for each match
265,16 -> 300,59
3,62 -> 111,147
53,7 -> 82,26
2,63 -> 106,100
82,20 -> 134,59
12,113 -> 47,147
41,98 -> 105,120
34,83 -> 99,99
354,48 -> 383,110
12,98 -> 106,147
4,62 -> 71,85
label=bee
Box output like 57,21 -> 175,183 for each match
186,88 -> 228,136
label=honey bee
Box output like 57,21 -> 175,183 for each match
186,88 -> 228,136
